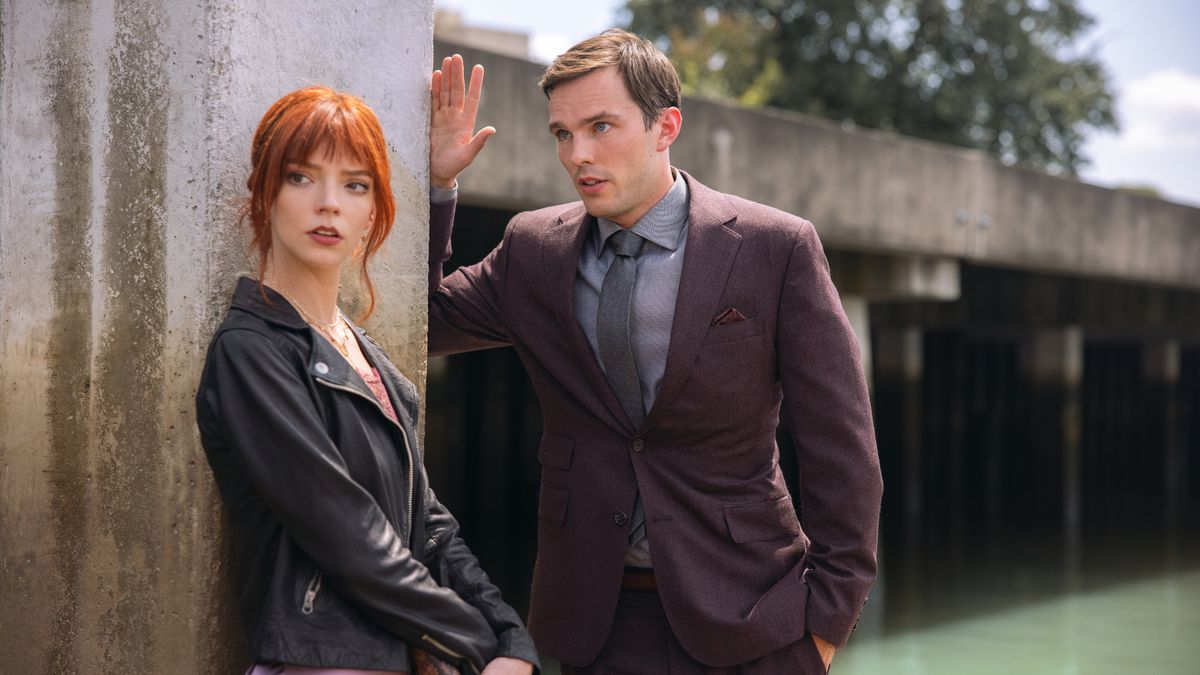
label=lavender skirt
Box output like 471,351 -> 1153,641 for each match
246,664 -> 406,675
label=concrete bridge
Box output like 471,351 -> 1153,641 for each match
426,37 -> 1200,637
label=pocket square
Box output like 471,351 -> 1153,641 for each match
710,308 -> 748,326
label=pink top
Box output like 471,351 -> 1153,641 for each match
359,366 -> 399,423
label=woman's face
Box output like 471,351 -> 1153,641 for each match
269,145 -> 375,277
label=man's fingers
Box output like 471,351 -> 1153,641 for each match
466,126 -> 496,157
465,63 -> 485,118
430,70 -> 443,108
449,53 -> 465,109
439,56 -> 452,109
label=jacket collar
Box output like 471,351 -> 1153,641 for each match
229,276 -> 310,331
644,171 -> 742,428
228,276 -> 416,432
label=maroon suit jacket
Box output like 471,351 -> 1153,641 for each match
428,172 -> 882,668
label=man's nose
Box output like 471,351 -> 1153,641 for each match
568,137 -> 594,167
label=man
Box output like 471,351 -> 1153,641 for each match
426,30 -> 881,673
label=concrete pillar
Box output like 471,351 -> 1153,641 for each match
874,327 -> 924,533
836,294 -> 885,641
840,295 -> 873,387
869,326 -> 923,636
0,2 -> 433,672
1029,327 -> 1084,569
1143,340 -> 1182,531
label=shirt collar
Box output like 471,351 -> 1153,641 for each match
593,169 -> 689,256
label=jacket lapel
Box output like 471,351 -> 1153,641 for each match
542,206 -> 637,434
353,328 -> 420,433
644,174 -> 742,428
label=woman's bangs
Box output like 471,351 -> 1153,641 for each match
282,105 -> 379,176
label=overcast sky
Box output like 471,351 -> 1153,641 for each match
436,0 -> 1200,207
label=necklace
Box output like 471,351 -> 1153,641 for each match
269,280 -> 354,358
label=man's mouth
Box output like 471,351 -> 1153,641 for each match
577,176 -> 607,194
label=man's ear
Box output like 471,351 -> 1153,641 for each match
656,107 -> 682,152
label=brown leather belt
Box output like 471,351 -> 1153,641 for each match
621,566 -> 657,592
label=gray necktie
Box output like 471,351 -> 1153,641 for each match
596,229 -> 648,546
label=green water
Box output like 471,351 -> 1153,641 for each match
837,568 -> 1200,674
834,529 -> 1200,675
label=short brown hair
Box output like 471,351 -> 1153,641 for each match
539,29 -> 681,130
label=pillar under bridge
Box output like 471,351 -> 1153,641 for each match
0,1 -> 434,672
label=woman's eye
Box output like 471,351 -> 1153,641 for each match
287,172 -> 308,184
348,181 -> 371,193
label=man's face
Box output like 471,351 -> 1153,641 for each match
547,66 -> 674,228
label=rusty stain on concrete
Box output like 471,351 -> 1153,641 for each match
44,2 -> 95,673
88,0 -> 169,669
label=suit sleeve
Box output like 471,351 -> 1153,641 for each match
421,469 -> 540,669
198,328 -> 498,670
428,199 -> 513,356
776,221 -> 883,648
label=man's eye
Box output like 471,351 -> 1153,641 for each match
595,122 -> 611,133
555,129 -> 571,141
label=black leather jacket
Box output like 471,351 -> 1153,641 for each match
195,278 -> 537,673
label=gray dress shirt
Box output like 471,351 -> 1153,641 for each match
575,170 -> 689,567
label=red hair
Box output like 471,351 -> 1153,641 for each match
246,86 -> 395,318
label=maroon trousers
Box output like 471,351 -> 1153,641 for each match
560,590 -> 829,675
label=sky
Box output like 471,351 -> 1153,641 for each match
436,0 -> 1200,208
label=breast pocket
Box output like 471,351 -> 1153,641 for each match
702,315 -> 763,345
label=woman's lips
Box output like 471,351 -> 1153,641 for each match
307,229 -> 342,246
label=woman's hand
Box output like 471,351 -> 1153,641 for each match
430,54 -> 495,189
479,656 -> 534,675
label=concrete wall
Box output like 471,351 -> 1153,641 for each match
435,39 -> 1200,292
0,1 -> 433,672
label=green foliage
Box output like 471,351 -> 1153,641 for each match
624,0 -> 1117,175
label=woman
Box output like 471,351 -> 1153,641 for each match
195,67 -> 533,675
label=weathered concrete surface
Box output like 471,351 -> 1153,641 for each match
0,1 -> 433,672
435,38 -> 1200,292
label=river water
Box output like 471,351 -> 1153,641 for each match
836,528 -> 1200,674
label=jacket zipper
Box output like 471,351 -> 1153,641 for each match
315,377 -> 416,544
301,570 -> 322,614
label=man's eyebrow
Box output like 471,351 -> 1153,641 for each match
548,111 -> 624,133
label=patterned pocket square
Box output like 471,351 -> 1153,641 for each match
710,308 -> 748,326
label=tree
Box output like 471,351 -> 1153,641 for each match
624,0 -> 1116,175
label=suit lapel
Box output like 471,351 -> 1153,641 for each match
645,175 -> 742,428
542,206 -> 636,433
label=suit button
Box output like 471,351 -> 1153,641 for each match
315,362 -> 329,375
631,439 -> 644,452
613,511 -> 628,525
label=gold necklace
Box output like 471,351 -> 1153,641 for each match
269,281 -> 354,358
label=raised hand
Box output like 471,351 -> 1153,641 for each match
430,54 -> 496,189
